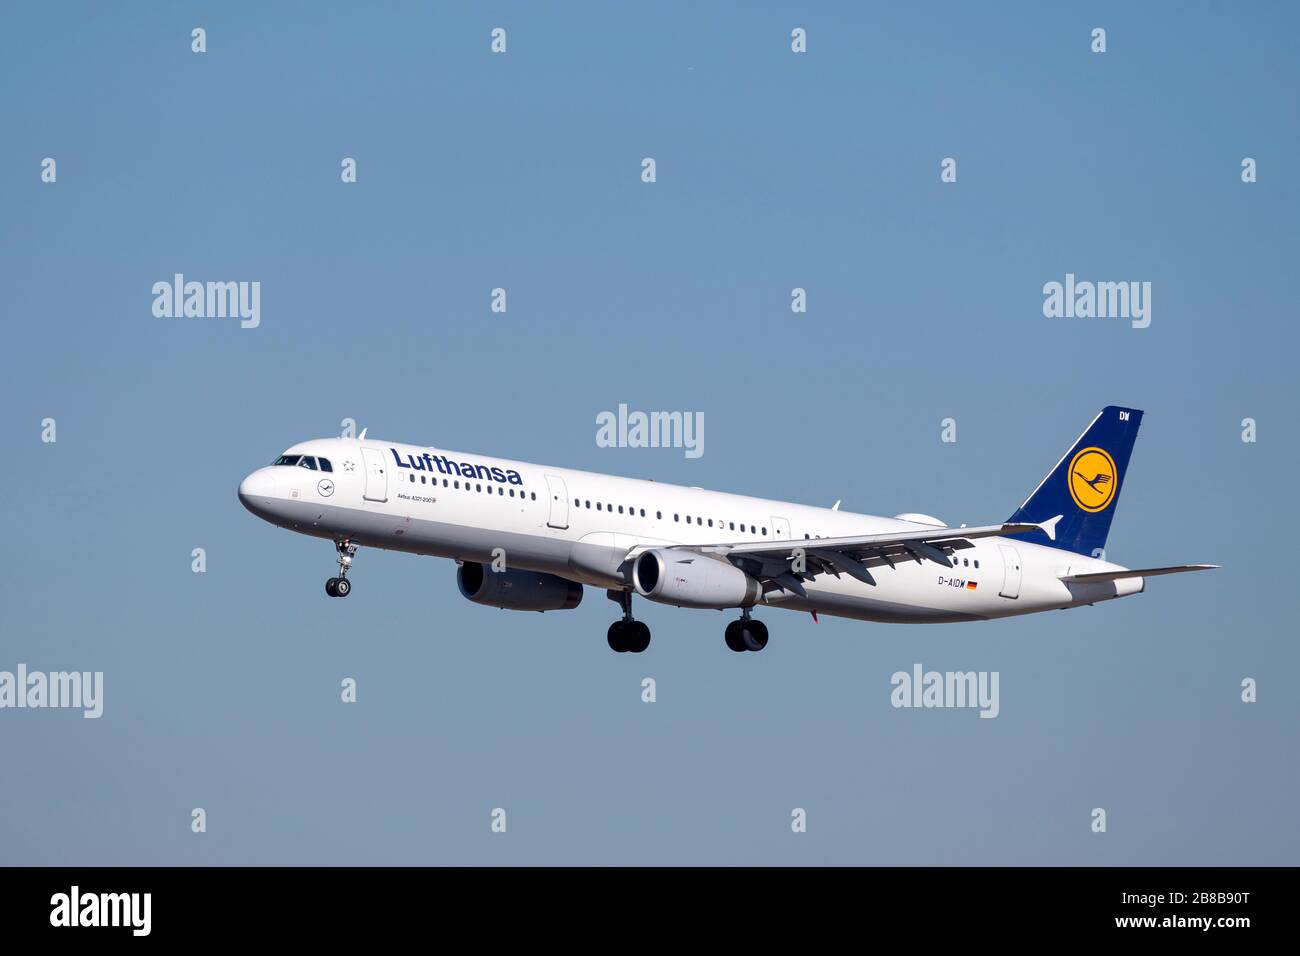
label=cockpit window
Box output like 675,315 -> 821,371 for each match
273,454 -> 331,470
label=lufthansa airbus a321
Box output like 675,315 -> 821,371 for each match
237,406 -> 1216,653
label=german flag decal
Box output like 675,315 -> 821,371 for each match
966,581 -> 978,591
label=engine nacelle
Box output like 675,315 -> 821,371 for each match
632,548 -> 761,609
457,562 -> 584,612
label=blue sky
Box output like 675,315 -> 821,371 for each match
1,1 -> 1296,864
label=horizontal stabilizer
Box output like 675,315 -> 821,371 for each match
1059,564 -> 1219,583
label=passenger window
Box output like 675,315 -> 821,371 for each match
618,506 -> 624,514
674,514 -> 680,522
530,492 -> 536,500
318,458 -> 333,473
974,560 -> 980,569
707,519 -> 713,527
640,509 -> 645,517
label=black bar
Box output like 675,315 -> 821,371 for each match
0,866 -> 1282,941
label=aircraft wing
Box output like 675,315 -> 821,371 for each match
1059,564 -> 1219,583
657,520 -> 1047,598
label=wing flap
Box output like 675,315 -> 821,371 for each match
661,520 -> 1047,595
705,521 -> 1041,559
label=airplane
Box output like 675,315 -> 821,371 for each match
237,405 -> 1216,653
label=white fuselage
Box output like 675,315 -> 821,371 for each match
237,438 -> 1144,624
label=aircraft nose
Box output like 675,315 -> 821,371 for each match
237,468 -> 281,512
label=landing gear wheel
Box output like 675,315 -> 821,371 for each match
327,539 -> 358,599
607,621 -> 628,653
606,589 -> 649,653
626,621 -> 651,653
724,620 -> 747,652
740,620 -> 768,652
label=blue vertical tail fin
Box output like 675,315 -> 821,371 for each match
1006,405 -> 1143,557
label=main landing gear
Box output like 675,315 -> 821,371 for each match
606,590 -> 650,653
724,609 -> 768,653
325,539 -> 357,598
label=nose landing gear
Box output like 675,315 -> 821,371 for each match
325,539 -> 357,598
606,589 -> 651,653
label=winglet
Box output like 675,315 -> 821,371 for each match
1039,514 -> 1063,542
358,427 -> 368,440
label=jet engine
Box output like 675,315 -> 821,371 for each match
457,562 -> 584,612
632,548 -> 761,609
